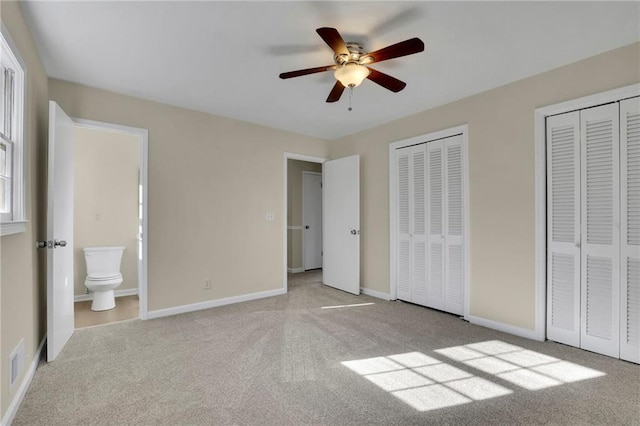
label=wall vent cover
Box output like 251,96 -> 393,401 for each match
9,339 -> 25,389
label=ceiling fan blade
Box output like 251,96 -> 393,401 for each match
279,65 -> 335,79
326,81 -> 345,103
316,27 -> 349,56
364,38 -> 424,64
366,68 -> 407,92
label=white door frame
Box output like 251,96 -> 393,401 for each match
302,171 -> 322,271
72,117 -> 150,320
389,124 -> 470,318
533,83 -> 640,342
283,153 -> 327,292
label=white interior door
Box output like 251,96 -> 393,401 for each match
410,145 -> 428,306
620,96 -> 640,363
395,145 -> 427,305
322,155 -> 359,295
426,140 -> 445,310
443,137 -> 464,315
546,111 -> 581,347
303,172 -> 322,270
47,101 -> 75,361
580,103 -> 620,358
396,149 -> 412,302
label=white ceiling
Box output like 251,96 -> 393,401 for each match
20,1 -> 640,140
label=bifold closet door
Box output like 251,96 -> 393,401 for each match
425,135 -> 464,314
580,103 -> 620,358
546,111 -> 581,347
411,145 -> 428,306
443,136 -> 464,315
395,145 -> 427,305
397,149 -> 412,302
620,97 -> 640,363
426,140 -> 445,311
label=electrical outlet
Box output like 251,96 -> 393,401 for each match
204,279 -> 212,290
266,212 -> 274,221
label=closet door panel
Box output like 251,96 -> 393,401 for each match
580,103 -> 620,358
620,97 -> 640,363
444,136 -> 464,315
546,111 -> 581,347
426,141 -> 445,310
411,145 -> 428,306
397,149 -> 412,302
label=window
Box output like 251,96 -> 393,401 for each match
0,27 -> 26,236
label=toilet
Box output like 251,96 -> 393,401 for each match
84,246 -> 125,311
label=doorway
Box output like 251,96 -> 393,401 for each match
286,158 -> 323,274
283,153 -> 326,292
302,171 -> 322,271
283,152 -> 361,296
71,118 -> 148,326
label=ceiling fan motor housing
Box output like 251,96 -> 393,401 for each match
335,42 -> 371,66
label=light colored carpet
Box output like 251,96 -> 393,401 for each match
14,271 -> 640,425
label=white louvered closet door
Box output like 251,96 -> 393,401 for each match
396,149 -> 412,302
580,103 -> 620,358
444,136 -> 464,315
426,140 -> 445,311
411,145 -> 428,306
546,111 -> 581,347
620,96 -> 640,363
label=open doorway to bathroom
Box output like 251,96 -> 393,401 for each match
285,156 -> 325,291
71,120 -> 148,328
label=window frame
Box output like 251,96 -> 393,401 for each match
0,24 -> 27,236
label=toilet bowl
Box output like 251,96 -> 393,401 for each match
84,246 -> 125,311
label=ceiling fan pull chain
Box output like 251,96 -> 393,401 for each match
348,87 -> 353,112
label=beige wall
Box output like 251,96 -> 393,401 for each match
329,42 -> 640,331
73,127 -> 140,296
0,1 -> 49,419
287,159 -> 322,270
0,3 -> 637,419
49,79 -> 328,311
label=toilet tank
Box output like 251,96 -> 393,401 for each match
83,246 -> 125,275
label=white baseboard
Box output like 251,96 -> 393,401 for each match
465,314 -> 544,342
74,287 -> 138,302
360,287 -> 391,301
147,288 -> 287,320
1,336 -> 46,426
287,268 -> 305,273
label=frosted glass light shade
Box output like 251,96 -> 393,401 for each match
334,64 -> 370,88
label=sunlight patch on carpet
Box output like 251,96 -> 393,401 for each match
342,340 -> 605,412
321,302 -> 375,309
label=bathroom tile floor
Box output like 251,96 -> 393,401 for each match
74,295 -> 139,328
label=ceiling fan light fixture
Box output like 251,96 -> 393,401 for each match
334,63 -> 370,88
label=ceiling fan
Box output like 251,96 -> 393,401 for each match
279,27 -> 425,106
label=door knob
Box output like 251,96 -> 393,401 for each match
36,240 -> 67,249
305,225 -> 310,229
351,229 -> 360,235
